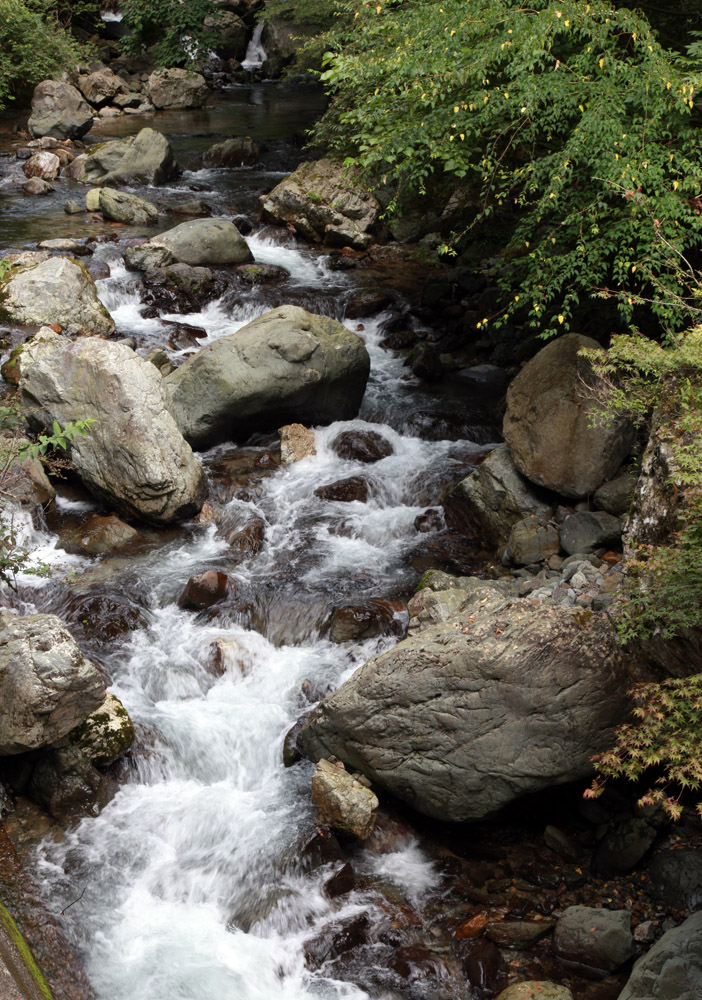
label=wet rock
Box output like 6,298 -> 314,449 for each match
166,198 -> 211,217
22,151 -> 60,180
279,423 -> 316,464
345,287 -> 393,319
591,817 -> 657,877
508,517 -> 560,565
0,440 -> 55,508
28,80 -> 94,139
388,947 -> 451,983
203,137 -> 259,167
460,938 -> 508,998
0,610 -> 105,755
92,187 -> 158,225
235,262 -> 288,284
497,985 -> 573,1000
414,508 -> 444,532
223,517 -> 265,557
315,476 -> 372,503
303,912 -> 370,969
0,257 -> 114,335
594,472 -> 636,516
28,745 -> 114,822
261,158 -> 381,250
455,913 -> 489,939
503,334 -> 635,498
300,827 -> 344,869
37,238 -> 89,255
331,429 -> 393,463
310,758 -> 378,838
86,259 -> 110,280
146,347 -> 175,376
141,263 -> 223,314
78,67 -> 128,107
552,905 -> 633,973
407,576 -> 514,635
299,596 -> 645,823
69,692 -> 135,766
146,68 -> 209,108
443,445 -> 553,550
166,305 -> 370,448
407,343 -> 443,381
647,848 -> 702,910
125,218 -> 252,269
327,600 -> 402,643
22,177 -> 54,195
618,910 -> 702,1000
61,592 -> 148,652
178,570 -> 236,610
544,825 -> 579,863
57,514 -> 140,556
560,511 -> 622,555
20,331 -> 207,524
78,127 -> 180,186
485,919 -> 554,949
323,862 -> 355,899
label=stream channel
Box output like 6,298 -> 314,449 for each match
0,83 -> 510,1000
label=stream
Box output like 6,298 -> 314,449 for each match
0,85 -> 501,1000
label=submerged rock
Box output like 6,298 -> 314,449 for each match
20,332 -> 207,524
310,758 -> 378,838
299,595 -> 647,822
0,257 -> 114,335
503,334 -> 635,498
203,137 -> 259,167
57,514 -> 140,556
166,305 -> 370,448
27,80 -> 94,139
178,570 -> 236,610
261,158 -> 381,250
28,744 -> 115,822
0,611 -> 105,755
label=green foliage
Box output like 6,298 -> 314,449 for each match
264,0 -> 346,33
585,327 -> 702,642
0,399 -> 94,585
586,674 -> 702,821
312,0 -> 702,337
0,0 -> 89,109
120,0 -> 221,67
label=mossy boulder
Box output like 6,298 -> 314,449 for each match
70,692 -> 135,766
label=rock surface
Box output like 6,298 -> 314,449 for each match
503,335 -> 635,498
78,67 -> 128,107
92,187 -> 158,225
0,611 -> 105,755
57,514 -> 140,556
27,80 -> 94,139
20,331 -> 207,524
203,137 -> 259,167
560,511 -> 622,555
443,445 -> 553,549
299,591 -> 645,821
0,257 -> 114,335
77,127 -> 179,186
507,517 -> 560,565
125,219 -> 252,268
22,152 -> 60,180
310,759 -> 378,839
146,68 -> 209,109
166,305 -> 371,448
279,423 -> 316,463
552,906 -> 633,973
261,159 -> 381,250
618,910 -> 702,1000
497,986 -> 573,1000
70,692 -> 135,766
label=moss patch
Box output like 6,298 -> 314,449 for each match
0,901 -> 55,1000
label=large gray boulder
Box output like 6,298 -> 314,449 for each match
618,911 -> 702,1000
261,159 -> 381,251
166,305 -> 371,448
145,68 -> 209,109
443,444 -> 553,549
0,611 -> 105,756
503,335 -> 635,498
553,906 -> 633,973
20,331 -> 207,524
299,592 -> 646,822
0,257 -> 114,336
73,128 -> 180,186
78,67 -> 128,107
124,218 -> 252,269
27,80 -> 94,140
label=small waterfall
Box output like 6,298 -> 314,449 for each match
241,24 -> 267,71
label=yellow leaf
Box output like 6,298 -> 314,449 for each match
558,314 -> 565,324
376,4 -> 381,12
459,133 -> 465,140
454,105 -> 459,113
599,57 -> 604,69
673,180 -> 679,190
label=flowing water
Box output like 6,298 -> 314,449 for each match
0,87 -> 501,1000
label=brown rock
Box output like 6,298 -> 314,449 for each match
310,758 -> 378,838
485,919 -> 554,949
23,152 -> 60,180
279,423 -> 316,464
323,863 -> 355,899
314,476 -> 373,502
331,429 -> 393,463
57,514 -> 139,556
178,569 -> 236,610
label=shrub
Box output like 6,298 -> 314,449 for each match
120,0 -> 221,67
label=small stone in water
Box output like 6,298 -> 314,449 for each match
178,569 -> 236,610
314,476 -> 373,503
323,863 -> 355,899
331,428 -> 393,463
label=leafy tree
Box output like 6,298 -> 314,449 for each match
0,0 -> 89,108
311,0 -> 702,337
120,0 -> 221,67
